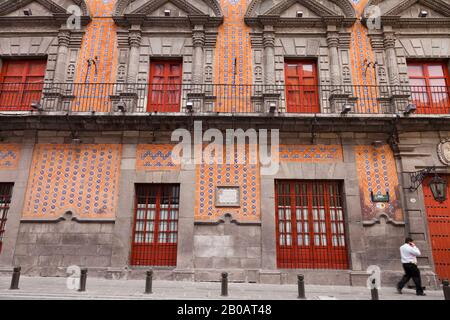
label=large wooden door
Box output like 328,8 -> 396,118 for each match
407,62 -> 450,114
131,184 -> 180,266
147,60 -> 182,112
0,59 -> 47,111
284,61 -> 319,113
424,175 -> 450,280
275,180 -> 349,269
0,183 -> 14,254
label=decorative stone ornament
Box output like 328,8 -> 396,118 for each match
438,138 -> 450,166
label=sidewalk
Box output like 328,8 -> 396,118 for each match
0,276 -> 445,300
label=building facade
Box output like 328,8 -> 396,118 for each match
0,0 -> 449,287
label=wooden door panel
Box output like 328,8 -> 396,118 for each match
131,184 -> 180,267
0,59 -> 46,111
284,61 -> 319,113
407,62 -> 450,114
147,60 -> 182,112
424,176 -> 450,280
275,180 -> 349,269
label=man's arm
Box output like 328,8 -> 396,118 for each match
407,244 -> 421,257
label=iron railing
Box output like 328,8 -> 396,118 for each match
0,82 -> 449,115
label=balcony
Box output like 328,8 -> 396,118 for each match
0,82 -> 449,116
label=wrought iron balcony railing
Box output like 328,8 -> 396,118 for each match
0,82 -> 449,115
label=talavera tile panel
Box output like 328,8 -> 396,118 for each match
354,144 -> 403,222
136,144 -> 180,171
22,144 -> 122,220
0,144 -> 21,170
279,145 -> 343,162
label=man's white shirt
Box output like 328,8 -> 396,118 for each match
400,243 -> 421,264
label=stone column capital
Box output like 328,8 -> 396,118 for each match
58,30 -> 71,47
326,31 -> 339,48
383,33 -> 397,49
129,30 -> 142,48
263,32 -> 275,48
193,30 -> 205,47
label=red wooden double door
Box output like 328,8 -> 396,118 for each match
275,180 -> 349,269
0,59 -> 46,110
0,183 -> 14,254
407,62 -> 450,114
284,61 -> 319,113
147,60 -> 182,112
130,184 -> 180,266
423,176 -> 450,281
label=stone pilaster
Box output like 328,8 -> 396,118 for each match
383,32 -> 400,87
262,25 -> 275,86
53,29 -> 71,84
126,26 -> 142,84
192,25 -> 205,85
326,29 -> 341,87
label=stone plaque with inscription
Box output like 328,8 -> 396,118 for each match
216,186 -> 240,207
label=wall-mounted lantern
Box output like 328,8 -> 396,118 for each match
409,167 -> 448,203
429,174 -> 448,203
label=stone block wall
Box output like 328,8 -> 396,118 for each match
193,220 -> 261,278
13,213 -> 114,277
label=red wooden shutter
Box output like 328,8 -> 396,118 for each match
0,183 -> 14,254
285,61 -> 319,113
407,62 -> 450,114
423,175 -> 450,281
275,180 -> 349,269
147,60 -> 182,112
0,59 -> 46,111
131,184 -> 180,266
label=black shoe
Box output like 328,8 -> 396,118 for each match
396,285 -> 402,294
416,292 -> 426,296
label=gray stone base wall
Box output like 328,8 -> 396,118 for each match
362,219 -> 405,271
193,221 -> 262,271
13,217 -> 114,277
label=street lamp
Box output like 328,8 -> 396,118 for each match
429,174 -> 448,203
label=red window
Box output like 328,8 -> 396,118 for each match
407,62 -> 450,114
0,183 -> 14,254
147,60 -> 182,112
285,61 -> 319,113
0,59 -> 47,111
131,184 -> 180,266
423,175 -> 450,281
275,180 -> 349,269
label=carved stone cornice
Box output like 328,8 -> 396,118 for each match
338,32 -> 351,48
114,16 -> 223,28
367,33 -> 385,50
380,16 -> 450,28
245,16 -> 356,28
245,0 -> 356,19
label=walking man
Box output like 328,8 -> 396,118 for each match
397,237 -> 425,296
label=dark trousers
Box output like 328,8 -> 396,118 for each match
397,263 -> 423,294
